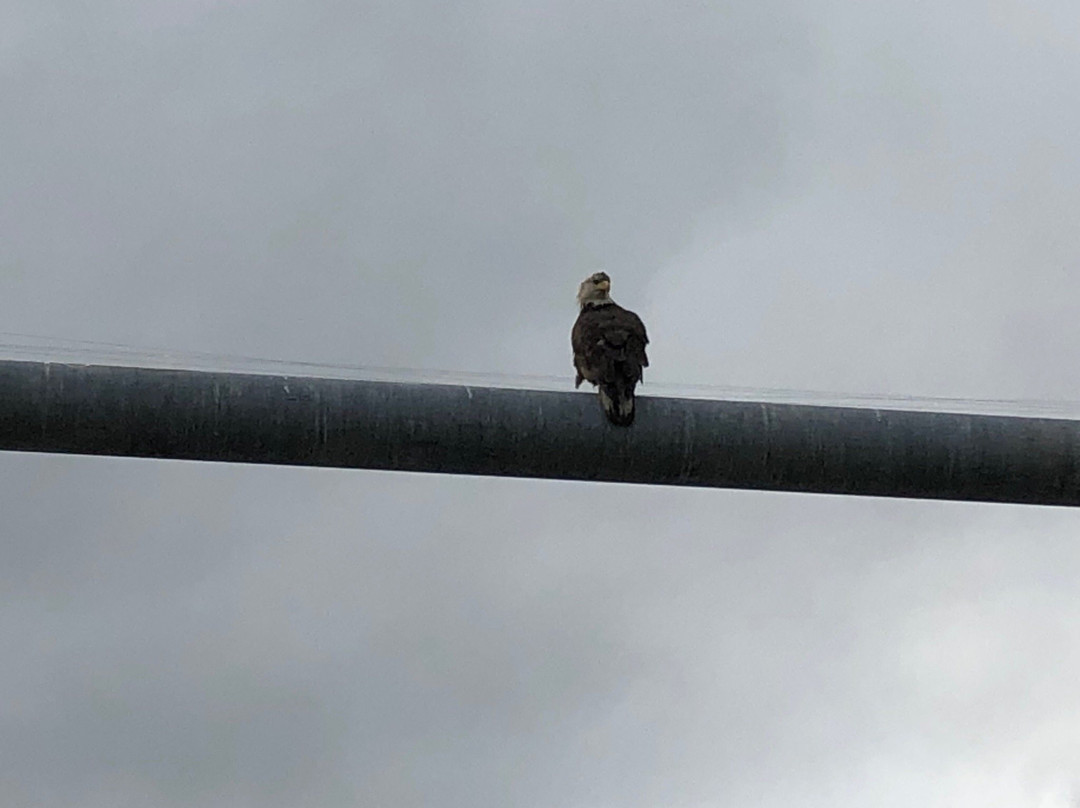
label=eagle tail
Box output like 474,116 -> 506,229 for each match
598,384 -> 635,426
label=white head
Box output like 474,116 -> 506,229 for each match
577,271 -> 612,309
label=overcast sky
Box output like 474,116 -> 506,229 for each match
3,1 -> 1080,806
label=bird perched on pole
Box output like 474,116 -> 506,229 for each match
571,272 -> 650,426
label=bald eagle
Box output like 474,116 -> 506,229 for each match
571,272 -> 649,426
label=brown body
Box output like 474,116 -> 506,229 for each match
571,273 -> 649,426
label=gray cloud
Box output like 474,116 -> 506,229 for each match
2,0 -> 810,369
4,1 -> 1080,805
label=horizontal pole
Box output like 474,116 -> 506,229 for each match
0,359 -> 1077,505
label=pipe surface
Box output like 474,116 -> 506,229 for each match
0,359 -> 1077,505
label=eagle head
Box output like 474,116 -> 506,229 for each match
577,271 -> 612,308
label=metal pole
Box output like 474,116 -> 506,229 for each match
0,359 -> 1077,505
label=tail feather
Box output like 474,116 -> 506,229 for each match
598,384 -> 635,426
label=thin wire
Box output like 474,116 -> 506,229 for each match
0,331 -> 571,387
3,329 -> 1080,418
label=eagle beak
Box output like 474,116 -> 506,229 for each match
596,280 -> 611,292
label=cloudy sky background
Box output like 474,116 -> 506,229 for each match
3,1 -> 1080,805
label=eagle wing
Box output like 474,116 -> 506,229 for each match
571,303 -> 649,390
